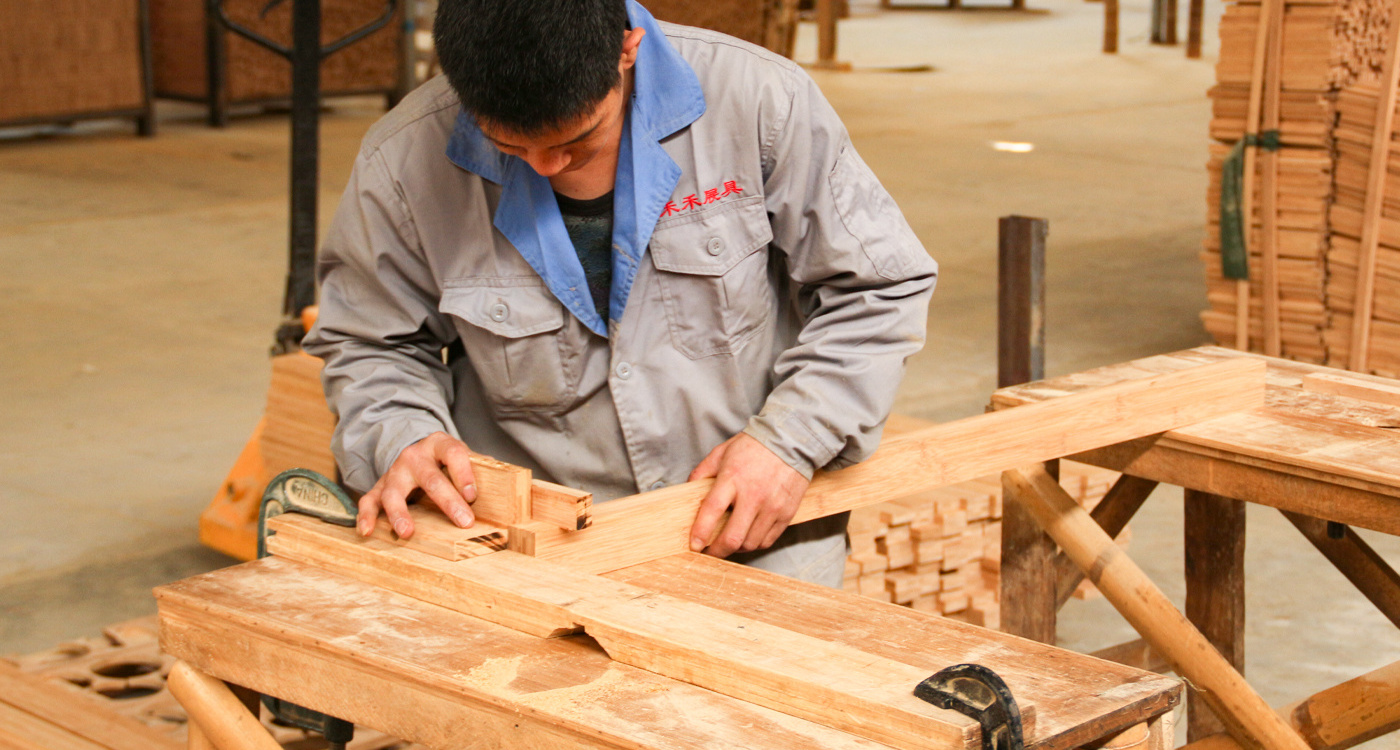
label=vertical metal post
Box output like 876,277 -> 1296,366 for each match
283,0 -> 322,343
996,216 -> 1059,645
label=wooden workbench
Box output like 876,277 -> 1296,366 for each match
156,551 -> 1181,749
995,346 -> 1400,744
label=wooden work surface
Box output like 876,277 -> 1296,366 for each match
992,345 -> 1400,535
156,553 -> 1179,750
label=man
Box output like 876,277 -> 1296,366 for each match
304,0 -> 936,587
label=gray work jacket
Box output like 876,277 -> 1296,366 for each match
305,21 -> 938,505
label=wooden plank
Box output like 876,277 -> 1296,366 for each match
155,557 -> 907,750
1054,474 -> 1159,608
1184,491 -> 1248,742
360,504 -> 508,560
0,661 -> 181,750
511,357 -> 1266,574
1301,370 -> 1400,407
608,553 -> 1182,750
467,454 -> 532,526
1259,0 -> 1283,357
1003,465 -> 1309,750
0,702 -> 107,750
1283,510 -> 1400,629
265,517 -> 989,750
532,479 -> 593,531
1089,638 -> 1172,674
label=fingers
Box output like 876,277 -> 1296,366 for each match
377,467 -> 419,539
435,439 -> 478,524
357,484 -> 383,536
688,438 -> 731,482
701,481 -> 764,559
689,478 -> 734,553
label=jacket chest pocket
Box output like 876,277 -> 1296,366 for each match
648,196 -> 776,359
439,280 -> 580,416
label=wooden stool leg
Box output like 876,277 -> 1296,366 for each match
1185,491 -> 1247,742
188,720 -> 216,750
1000,468 -> 1058,644
167,661 -> 282,750
1147,710 -> 1177,750
1104,0 -> 1119,53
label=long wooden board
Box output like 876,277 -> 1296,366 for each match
156,557 -> 909,750
509,357 -> 1265,574
266,515 -> 992,750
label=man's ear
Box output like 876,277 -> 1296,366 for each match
619,27 -> 646,71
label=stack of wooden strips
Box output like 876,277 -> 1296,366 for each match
3,616 -> 423,749
842,461 -> 1125,627
1202,0 -> 1400,373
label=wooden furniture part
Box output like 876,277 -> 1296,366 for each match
0,660 -> 181,750
994,345 -> 1400,748
1,0 -> 155,135
646,0 -> 800,58
147,0 -> 406,126
1106,0 -> 1205,56
158,550 -> 1180,750
506,357 -> 1264,575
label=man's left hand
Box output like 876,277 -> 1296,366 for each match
688,433 -> 810,558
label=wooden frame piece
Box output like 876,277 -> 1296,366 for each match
511,358 -> 1266,575
1184,491 -> 1247,741
1283,510 -> 1400,628
1003,465 -> 1310,750
0,661 -> 180,750
1053,473 -> 1159,609
466,455 -> 533,525
265,516 -> 1000,750
1258,0 -> 1284,357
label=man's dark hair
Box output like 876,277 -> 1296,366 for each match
434,0 -> 629,135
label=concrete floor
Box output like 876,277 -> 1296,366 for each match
3,0 -> 1399,744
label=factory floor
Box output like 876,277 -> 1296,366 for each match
3,0 -> 1398,744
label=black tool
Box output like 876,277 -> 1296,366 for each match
256,468 -> 359,749
914,663 -> 1024,750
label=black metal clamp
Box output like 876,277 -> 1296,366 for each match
915,663 -> 1025,750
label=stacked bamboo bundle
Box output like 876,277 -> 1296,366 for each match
1202,0 -> 1400,372
842,462 -> 1123,627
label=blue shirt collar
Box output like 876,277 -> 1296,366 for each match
443,1 -> 704,337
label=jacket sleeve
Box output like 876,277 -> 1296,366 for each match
302,148 -> 459,494
743,69 -> 938,478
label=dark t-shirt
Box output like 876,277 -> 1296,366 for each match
555,190 -> 614,324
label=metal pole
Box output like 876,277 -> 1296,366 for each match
282,0 -> 322,345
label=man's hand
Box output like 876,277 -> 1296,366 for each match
688,433 -> 810,558
357,431 -> 478,539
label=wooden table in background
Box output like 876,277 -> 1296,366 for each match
997,346 -> 1400,744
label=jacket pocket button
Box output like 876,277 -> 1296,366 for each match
648,480 -> 667,491
706,237 -> 724,256
614,362 -> 632,380
489,302 -> 509,322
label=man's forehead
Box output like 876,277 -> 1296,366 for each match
477,107 -> 608,150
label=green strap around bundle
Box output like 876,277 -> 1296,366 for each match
1219,130 -> 1281,280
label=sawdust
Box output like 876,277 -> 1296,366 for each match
458,657 -> 664,720
459,655 -> 524,690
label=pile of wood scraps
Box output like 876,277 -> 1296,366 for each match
1202,0 -> 1400,376
843,460 -> 1124,626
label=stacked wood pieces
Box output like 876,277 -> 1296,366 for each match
4,615 -> 423,749
842,461 -> 1125,627
1203,0 -> 1400,373
260,352 -> 338,480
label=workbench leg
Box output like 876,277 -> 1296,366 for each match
167,661 -> 282,750
1147,709 -> 1177,750
1184,490 -> 1247,742
1000,467 -> 1059,644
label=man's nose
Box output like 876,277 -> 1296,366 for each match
525,150 -> 570,177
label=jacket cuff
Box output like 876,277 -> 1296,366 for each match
743,407 -> 845,481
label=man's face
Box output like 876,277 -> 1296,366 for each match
477,84 -> 628,180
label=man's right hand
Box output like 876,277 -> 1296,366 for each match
357,431 -> 478,539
